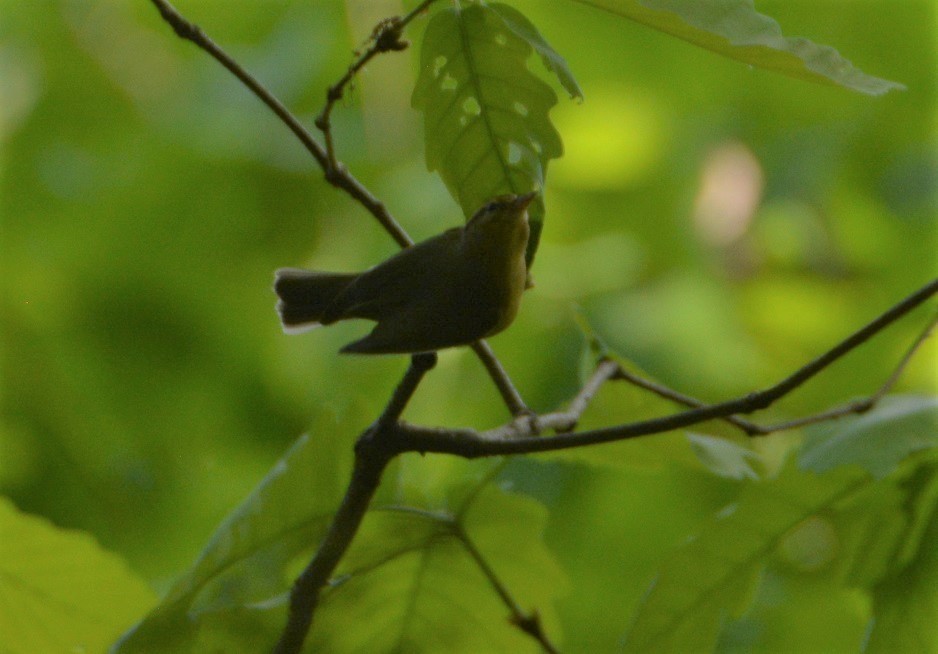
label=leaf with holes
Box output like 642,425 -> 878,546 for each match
412,3 -> 566,263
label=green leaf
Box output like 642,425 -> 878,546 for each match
307,486 -> 566,652
412,3 -> 565,263
114,429 -> 354,652
489,3 -> 584,101
687,432 -> 761,481
865,492 -> 938,654
0,497 -> 156,654
570,0 -> 905,95
800,395 -> 938,479
621,464 -> 866,653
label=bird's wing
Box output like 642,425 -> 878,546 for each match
321,227 -> 462,323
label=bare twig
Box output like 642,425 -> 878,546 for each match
391,279 -> 938,456
453,523 -> 560,654
471,341 -> 531,416
612,309 -> 937,435
316,0 -> 440,167
149,0 -> 411,247
754,311 -> 937,432
612,366 -> 765,434
539,358 -> 621,432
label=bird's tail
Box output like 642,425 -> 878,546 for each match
273,268 -> 357,333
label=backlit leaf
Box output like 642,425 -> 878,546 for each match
571,0 -> 904,94
0,497 -> 155,654
412,3 -> 566,263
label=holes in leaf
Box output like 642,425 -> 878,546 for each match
507,142 -> 522,165
462,96 -> 481,116
432,55 -> 447,77
440,74 -> 457,91
513,102 -> 528,117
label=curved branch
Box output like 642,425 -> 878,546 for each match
393,279 -> 938,457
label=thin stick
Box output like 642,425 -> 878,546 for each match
396,279 -> 938,456
471,341 -> 530,416
149,0 -> 412,247
535,358 -> 621,433
453,523 -> 560,654
316,0 -> 441,167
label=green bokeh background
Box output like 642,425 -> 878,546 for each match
1,1 -> 935,650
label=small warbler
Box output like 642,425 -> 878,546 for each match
274,192 -> 536,354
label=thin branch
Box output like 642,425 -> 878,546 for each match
611,301 -> 938,436
274,447 -> 388,654
754,311 -> 937,433
149,0 -> 412,247
754,278 -> 938,405
393,279 -> 938,457
376,353 -> 438,428
453,523 -> 560,654
471,341 -> 530,416
612,366 -> 765,434
316,0 -> 440,167
537,358 -> 621,433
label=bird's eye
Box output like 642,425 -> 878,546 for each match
485,202 -> 498,212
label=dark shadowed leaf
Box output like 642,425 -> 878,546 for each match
113,431 -> 353,652
412,3 -> 567,263
621,464 -> 865,653
306,486 -> 566,652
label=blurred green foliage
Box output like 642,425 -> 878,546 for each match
1,0 -> 936,652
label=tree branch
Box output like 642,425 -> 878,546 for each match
391,279 -> 938,457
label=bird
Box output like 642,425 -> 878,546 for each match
273,192 -> 536,354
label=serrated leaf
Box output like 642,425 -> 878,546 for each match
114,430 -> 353,652
489,3 -> 583,100
800,395 -> 938,479
307,486 -> 565,652
621,464 -> 866,653
0,497 -> 156,654
412,3 -> 565,263
571,0 -> 905,95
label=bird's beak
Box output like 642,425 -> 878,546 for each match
514,191 -> 538,211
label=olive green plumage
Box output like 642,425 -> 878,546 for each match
274,193 -> 535,354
